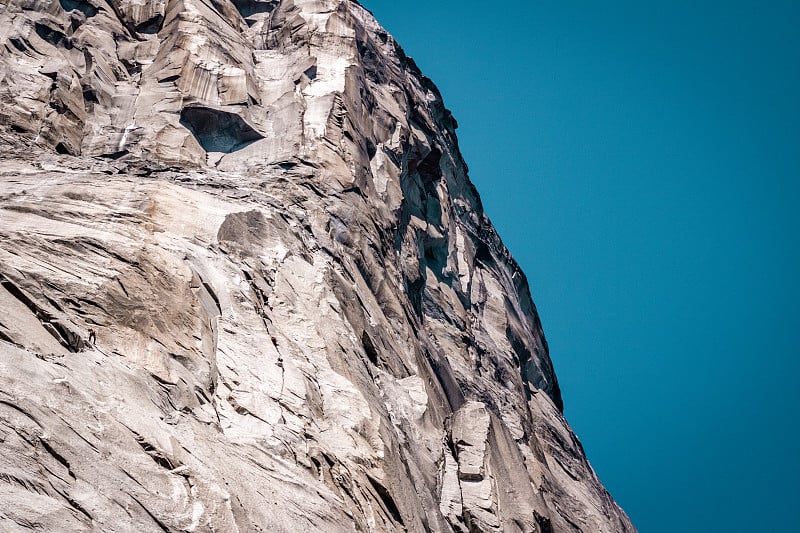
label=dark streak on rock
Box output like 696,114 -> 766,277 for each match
366,474 -> 405,526
38,436 -> 76,480
66,496 -> 93,522
133,434 -> 177,471
0,399 -> 40,426
129,493 -> 172,533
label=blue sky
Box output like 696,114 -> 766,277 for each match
360,1 -> 800,531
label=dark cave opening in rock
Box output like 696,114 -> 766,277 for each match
232,0 -> 277,18
59,0 -> 98,17
135,14 -> 164,35
179,106 -> 265,153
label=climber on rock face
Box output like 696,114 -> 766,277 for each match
88,328 -> 96,346
271,336 -> 283,366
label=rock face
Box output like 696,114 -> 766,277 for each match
0,0 -> 635,531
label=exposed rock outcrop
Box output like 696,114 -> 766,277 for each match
0,0 -> 635,531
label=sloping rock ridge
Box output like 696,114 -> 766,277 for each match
0,0 -> 635,531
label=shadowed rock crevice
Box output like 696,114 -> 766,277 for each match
34,23 -> 68,48
232,0 -> 277,18
134,14 -> 164,35
59,0 -> 98,17
179,106 -> 264,153
0,275 -> 83,352
361,330 -> 380,367
366,475 -> 405,526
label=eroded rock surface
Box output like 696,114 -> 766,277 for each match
0,0 -> 635,531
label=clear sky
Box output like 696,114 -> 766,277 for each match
360,1 -> 800,531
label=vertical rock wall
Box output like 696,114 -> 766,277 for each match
0,0 -> 635,531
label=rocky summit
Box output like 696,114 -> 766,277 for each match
0,1 -> 635,531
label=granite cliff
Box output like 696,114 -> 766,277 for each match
0,0 -> 635,531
